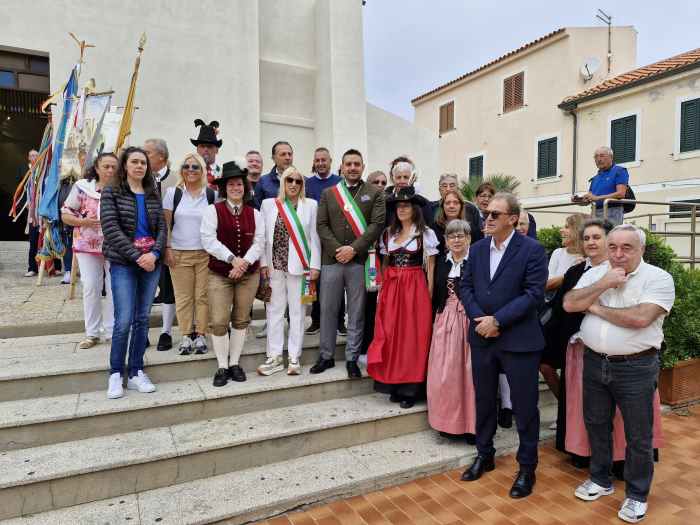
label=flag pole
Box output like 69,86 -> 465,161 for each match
115,33 -> 146,153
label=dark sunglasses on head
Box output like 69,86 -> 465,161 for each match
485,210 -> 513,219
181,164 -> 202,171
286,178 -> 303,186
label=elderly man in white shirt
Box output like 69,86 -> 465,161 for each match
563,224 -> 675,524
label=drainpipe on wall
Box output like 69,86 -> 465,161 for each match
568,109 -> 578,194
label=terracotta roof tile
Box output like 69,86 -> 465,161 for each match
411,28 -> 566,105
561,47 -> 700,107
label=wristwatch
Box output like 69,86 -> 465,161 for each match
227,254 -> 235,264
493,317 -> 500,328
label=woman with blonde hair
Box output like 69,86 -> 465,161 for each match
258,166 -> 321,375
162,152 -> 215,355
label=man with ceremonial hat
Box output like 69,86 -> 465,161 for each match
200,158 -> 266,386
190,119 -> 222,190
312,148 -> 385,379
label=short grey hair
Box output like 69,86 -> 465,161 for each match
391,161 -> 415,178
439,173 -> 459,185
445,219 -> 471,237
610,223 -> 646,246
145,138 -> 169,161
595,146 -> 614,157
492,192 -> 521,217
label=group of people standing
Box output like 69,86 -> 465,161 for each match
52,124 -> 672,524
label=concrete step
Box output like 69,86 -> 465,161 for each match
0,393 -> 433,520
0,364 -> 374,451
2,406 -> 558,525
0,327 -> 346,401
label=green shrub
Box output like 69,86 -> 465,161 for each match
537,226 -> 562,257
642,228 -> 675,273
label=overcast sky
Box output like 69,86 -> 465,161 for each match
363,0 -> 700,121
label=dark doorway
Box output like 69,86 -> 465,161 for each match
0,49 -> 49,241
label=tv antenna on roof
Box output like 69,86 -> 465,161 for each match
596,9 -> 612,74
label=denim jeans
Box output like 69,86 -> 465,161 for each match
594,205 -> 624,226
583,349 -> 659,502
109,262 -> 161,377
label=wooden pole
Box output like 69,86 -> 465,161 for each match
36,259 -> 45,286
68,252 -> 79,300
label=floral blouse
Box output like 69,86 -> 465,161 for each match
61,179 -> 104,255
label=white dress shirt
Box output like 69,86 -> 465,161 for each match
489,229 -> 515,279
200,200 -> 267,266
575,260 -> 675,355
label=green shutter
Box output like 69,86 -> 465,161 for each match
680,98 -> 700,153
469,156 -> 483,184
611,115 -> 636,163
537,138 -> 557,179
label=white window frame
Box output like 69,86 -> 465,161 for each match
607,109 -> 642,169
673,94 -> 700,161
438,98 -> 457,137
532,132 -> 562,184
498,67 -> 528,117
466,151 -> 486,183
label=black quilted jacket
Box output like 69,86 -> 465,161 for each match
100,185 -> 166,265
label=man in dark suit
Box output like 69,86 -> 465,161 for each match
459,192 -> 548,499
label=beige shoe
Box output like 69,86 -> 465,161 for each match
79,336 -> 100,349
287,359 -> 302,375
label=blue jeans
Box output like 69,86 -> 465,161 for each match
109,262 -> 161,377
594,206 -> 624,226
583,349 -> 659,502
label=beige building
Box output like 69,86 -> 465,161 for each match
412,27 -> 638,207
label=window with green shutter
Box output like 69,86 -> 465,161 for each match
680,98 -> 700,153
468,155 -> 483,184
610,115 -> 637,163
537,137 -> 557,179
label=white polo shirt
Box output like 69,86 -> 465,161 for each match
575,260 -> 675,355
163,186 -> 211,250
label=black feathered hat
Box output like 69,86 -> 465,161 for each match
214,157 -> 248,189
190,119 -> 222,147
388,186 -> 428,206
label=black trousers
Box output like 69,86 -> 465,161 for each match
157,264 -> 175,304
27,224 -> 39,272
471,346 -> 542,469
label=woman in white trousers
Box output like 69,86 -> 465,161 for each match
258,166 -> 321,376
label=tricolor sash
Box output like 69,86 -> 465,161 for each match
331,181 -> 380,291
275,198 -> 316,303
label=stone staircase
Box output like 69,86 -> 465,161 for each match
0,321 -> 557,524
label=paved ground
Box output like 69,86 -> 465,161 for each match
259,406 -> 699,525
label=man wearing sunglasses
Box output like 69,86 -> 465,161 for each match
459,192 -> 548,499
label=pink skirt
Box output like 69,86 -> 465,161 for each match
565,341 -> 664,460
426,295 -> 476,435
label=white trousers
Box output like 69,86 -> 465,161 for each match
76,252 -> 114,339
266,269 -> 305,360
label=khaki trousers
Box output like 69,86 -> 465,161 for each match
208,269 -> 259,335
169,249 -> 210,334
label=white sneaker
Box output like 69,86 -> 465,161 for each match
61,271 -> 71,284
178,335 -> 194,355
79,336 -> 100,349
257,356 -> 284,376
618,498 -> 647,523
107,373 -> 124,399
575,479 -> 614,501
255,323 -> 267,339
287,359 -> 302,375
193,334 -> 208,354
24,271 -> 37,277
127,370 -> 156,393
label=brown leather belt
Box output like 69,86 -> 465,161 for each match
585,346 -> 658,362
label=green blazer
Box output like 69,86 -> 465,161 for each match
316,179 -> 386,266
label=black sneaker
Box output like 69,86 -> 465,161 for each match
228,365 -> 247,382
498,407 -> 513,429
213,368 -> 228,387
157,333 -> 172,351
346,360 -> 362,379
305,320 -> 320,335
337,324 -> 347,336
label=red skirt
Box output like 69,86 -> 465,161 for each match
367,266 -> 432,384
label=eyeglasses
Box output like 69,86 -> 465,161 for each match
447,233 -> 468,240
285,178 -> 303,186
485,210 -> 513,220
181,164 -> 202,171
372,180 -> 387,186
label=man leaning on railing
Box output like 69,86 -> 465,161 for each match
572,146 -> 628,226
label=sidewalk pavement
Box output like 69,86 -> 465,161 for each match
259,406 -> 699,525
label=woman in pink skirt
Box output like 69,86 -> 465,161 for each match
426,219 -> 476,444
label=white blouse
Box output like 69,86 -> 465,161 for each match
200,200 -> 267,266
379,226 -> 439,256
163,186 -> 211,250
548,247 -> 582,278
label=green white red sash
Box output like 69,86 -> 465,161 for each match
331,181 -> 380,290
275,198 -> 316,302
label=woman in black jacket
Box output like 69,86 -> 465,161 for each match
100,147 -> 166,400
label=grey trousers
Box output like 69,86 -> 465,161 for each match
319,262 -> 366,361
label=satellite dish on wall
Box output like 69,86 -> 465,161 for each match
580,57 -> 601,82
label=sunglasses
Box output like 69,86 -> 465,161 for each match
373,180 -> 387,186
181,164 -> 202,171
286,178 -> 303,186
485,210 -> 513,220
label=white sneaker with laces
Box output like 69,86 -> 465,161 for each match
107,373 -> 124,399
574,479 -> 614,501
287,359 -> 302,375
24,271 -> 37,277
178,335 -> 194,355
257,356 -> 284,376
127,370 -> 156,393
618,498 -> 647,523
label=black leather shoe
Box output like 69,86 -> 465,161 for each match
228,365 -> 247,382
509,470 -> 536,499
389,393 -> 401,403
465,433 -> 476,445
310,358 -> 335,374
399,399 -> 415,409
157,333 -> 172,351
213,368 -> 228,387
304,320 -> 320,335
498,407 -> 513,429
461,455 -> 495,481
346,360 -> 362,379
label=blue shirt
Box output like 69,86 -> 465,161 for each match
305,173 -> 341,202
589,164 -> 629,208
253,167 -> 282,209
134,193 -> 159,259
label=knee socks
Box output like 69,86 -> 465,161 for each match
229,328 -> 247,366
211,334 -> 229,369
161,303 -> 175,335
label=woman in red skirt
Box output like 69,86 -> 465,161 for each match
367,188 -> 438,409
